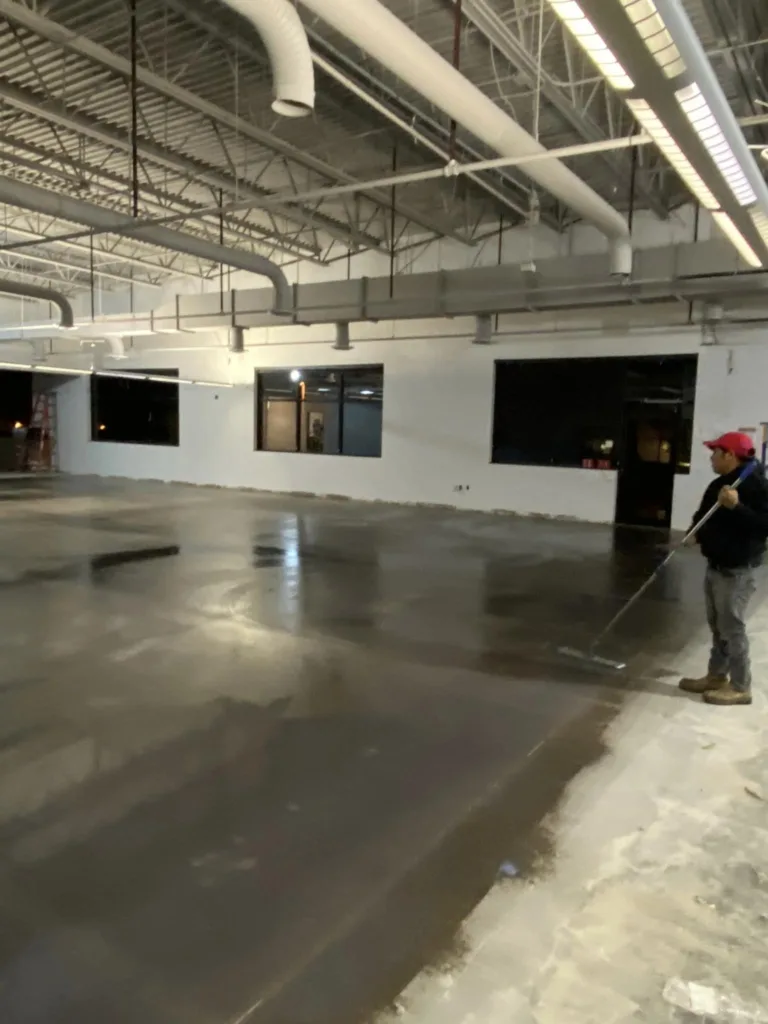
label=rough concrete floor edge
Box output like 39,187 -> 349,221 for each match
384,605 -> 768,1024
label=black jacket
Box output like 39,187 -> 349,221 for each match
692,463 -> 768,570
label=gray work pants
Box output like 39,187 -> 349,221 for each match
705,566 -> 757,692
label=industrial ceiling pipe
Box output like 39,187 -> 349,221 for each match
0,176 -> 293,316
298,0 -> 633,275
220,0 -> 315,117
229,325 -> 246,353
473,313 -> 493,344
333,322 -> 352,350
0,279 -> 74,328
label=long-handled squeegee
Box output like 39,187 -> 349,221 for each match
559,459 -> 758,671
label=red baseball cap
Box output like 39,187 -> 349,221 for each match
704,431 -> 756,459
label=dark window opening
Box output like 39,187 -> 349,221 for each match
491,355 -> 697,475
256,365 -> 383,458
91,370 -> 179,446
0,369 -> 33,472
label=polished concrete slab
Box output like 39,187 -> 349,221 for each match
0,478 -> 708,1024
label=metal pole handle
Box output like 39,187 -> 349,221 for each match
588,460 -> 757,654
682,458 -> 756,546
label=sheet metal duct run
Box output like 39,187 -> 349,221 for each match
42,238 -> 768,341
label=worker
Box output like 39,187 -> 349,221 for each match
679,431 -> 768,706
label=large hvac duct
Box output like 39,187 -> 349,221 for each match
220,0 -> 315,117
0,279 -> 74,328
0,176 -> 292,315
298,0 -> 633,273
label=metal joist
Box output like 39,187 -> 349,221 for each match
0,84 -> 375,258
460,0 -> 669,219
0,0 -> 470,246
162,0 -> 535,227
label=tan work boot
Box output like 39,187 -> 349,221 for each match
703,685 -> 752,706
679,673 -> 728,694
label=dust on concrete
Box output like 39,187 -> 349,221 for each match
383,622 -> 768,1024
356,700 -> 620,1024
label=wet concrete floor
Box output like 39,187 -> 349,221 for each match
0,478 -> 706,1024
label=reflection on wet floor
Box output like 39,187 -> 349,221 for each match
88,545 -> 181,573
0,546 -> 181,587
0,478 -> 713,1024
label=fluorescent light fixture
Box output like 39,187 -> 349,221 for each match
0,361 -> 90,377
619,0 -> 685,79
676,83 -> 756,207
0,360 -> 234,387
750,206 -> 768,248
711,211 -> 762,268
626,98 -> 719,210
104,371 -> 229,388
547,1 -> 634,91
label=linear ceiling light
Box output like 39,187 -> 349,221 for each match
626,98 -> 718,210
547,1 -> 634,91
619,0 -> 685,79
749,207 -> 768,249
0,361 -> 233,387
711,212 -> 762,268
676,84 -> 757,207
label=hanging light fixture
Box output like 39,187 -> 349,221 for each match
710,212 -> 761,269
547,2 -> 634,90
674,83 -> 756,207
543,0 -> 768,268
619,0 -> 684,79
625,98 -> 718,210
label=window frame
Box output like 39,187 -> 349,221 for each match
255,364 -> 383,458
90,369 -> 180,448
490,354 -> 697,474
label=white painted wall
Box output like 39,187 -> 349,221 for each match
10,197 -> 760,530
54,311 -> 768,530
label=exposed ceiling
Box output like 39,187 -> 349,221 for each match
0,0 -> 765,297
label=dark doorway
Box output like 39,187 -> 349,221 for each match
614,357 -> 697,529
615,403 -> 679,528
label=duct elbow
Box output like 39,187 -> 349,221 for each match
59,301 -> 75,329
610,239 -> 633,280
0,279 -> 74,329
222,0 -> 315,117
270,273 -> 294,318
